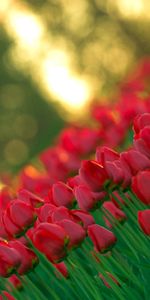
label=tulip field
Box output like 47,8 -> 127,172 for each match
0,59 -> 150,300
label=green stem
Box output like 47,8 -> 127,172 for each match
71,250 -> 103,300
127,190 -> 147,210
25,275 -> 48,300
81,243 -> 126,300
33,269 -> 60,300
66,257 -> 96,300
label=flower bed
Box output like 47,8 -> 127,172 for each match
0,58 -> 150,300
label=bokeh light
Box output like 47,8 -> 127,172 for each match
7,10 -> 43,48
4,139 -> 29,166
13,115 -> 38,140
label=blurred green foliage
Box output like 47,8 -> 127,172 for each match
0,27 -> 64,173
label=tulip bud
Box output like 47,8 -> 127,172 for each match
134,127 -> 150,159
56,219 -> 86,250
110,191 -> 125,208
37,203 -> 57,222
71,210 -> 95,230
9,241 -> 39,275
88,224 -> 117,253
74,185 -> 105,211
0,291 -> 16,300
51,206 -> 81,224
99,272 -> 120,288
0,216 -> 9,239
7,274 -> 22,291
102,201 -> 127,226
3,199 -> 37,237
59,127 -> 98,155
0,240 -> 21,277
120,149 -> 150,175
133,113 -> 150,135
79,160 -> 107,192
67,175 -> 84,189
96,147 -> 124,184
131,170 -> 150,205
54,262 -> 69,278
96,146 -> 120,164
0,187 -> 13,211
138,210 -> 150,235
33,223 -> 69,263
49,182 -> 75,208
18,189 -> 44,208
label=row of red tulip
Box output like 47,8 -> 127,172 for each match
0,58 -> 150,299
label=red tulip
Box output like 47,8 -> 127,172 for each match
7,275 -> 22,290
0,215 -> 9,239
92,105 -> 115,127
58,127 -> 98,155
33,222 -> 69,263
96,147 -> 125,185
131,170 -> 150,205
51,206 -> 72,223
71,210 -> 95,230
103,217 -> 112,229
133,113 -> 150,135
96,146 -> 120,164
138,210 -> 150,235
119,158 -> 132,188
0,187 -> 13,211
79,160 -> 107,192
102,122 -> 126,148
0,291 -> 16,300
103,160 -> 124,185
56,219 -> 86,250
51,206 -> 81,224
40,146 -> 77,180
99,272 -> 120,288
134,127 -> 150,159
48,181 -> 75,208
3,199 -> 37,237
74,185 -> 105,211
67,175 -> 85,189
37,203 -> 57,222
9,241 -> 39,275
102,201 -> 127,226
120,149 -> 150,175
88,224 -> 117,253
20,166 -> 52,196
18,189 -> 44,208
54,262 -> 69,278
0,240 -> 21,277
110,191 -> 124,208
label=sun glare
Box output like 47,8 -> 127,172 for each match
116,0 -> 144,18
2,2 -> 91,117
42,52 -> 90,112
6,10 -> 43,47
2,0 -> 147,118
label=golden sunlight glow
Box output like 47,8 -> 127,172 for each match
0,182 -> 5,191
0,0 -> 11,14
2,2 -> 91,117
42,51 -> 91,112
1,0 -> 147,118
116,0 -> 144,18
5,8 -> 43,48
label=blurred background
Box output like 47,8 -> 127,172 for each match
1,0 -> 150,173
